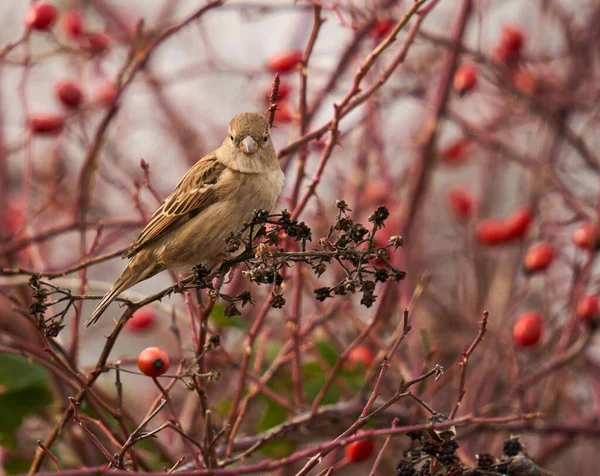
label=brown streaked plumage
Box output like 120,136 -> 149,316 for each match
85,112 -> 284,328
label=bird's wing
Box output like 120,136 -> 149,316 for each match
124,153 -> 226,259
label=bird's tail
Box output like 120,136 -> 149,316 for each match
84,266 -> 138,328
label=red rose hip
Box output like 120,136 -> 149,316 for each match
347,346 -> 375,370
513,312 -> 543,347
447,187 -> 474,220
138,347 -> 170,377
577,295 -> 599,322
345,439 -> 375,463
26,3 -> 58,31
523,242 -> 555,273
29,114 -> 64,135
572,222 -> 598,250
453,64 -> 478,95
63,10 -> 84,39
55,80 -> 84,109
505,206 -> 533,240
126,310 -> 157,333
267,50 -> 303,73
476,219 -> 508,246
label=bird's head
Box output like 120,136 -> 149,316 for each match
227,112 -> 272,156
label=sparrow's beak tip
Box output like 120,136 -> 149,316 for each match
240,136 -> 258,154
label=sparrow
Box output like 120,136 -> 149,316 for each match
84,112 -> 284,327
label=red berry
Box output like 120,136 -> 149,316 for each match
495,26 -> 525,64
137,347 -> 170,377
345,439 -> 375,463
26,3 -> 58,31
371,19 -> 395,40
28,114 -> 64,135
265,80 -> 291,102
504,206 -> 533,240
453,64 -> 478,95
513,311 -> 543,347
274,103 -> 294,124
63,10 -> 84,39
93,83 -> 118,106
4,205 -> 25,233
84,32 -> 111,54
577,295 -> 599,322
347,346 -> 375,370
476,219 -> 508,246
572,222 -> 598,250
55,80 -> 84,109
512,69 -> 537,95
441,139 -> 470,165
126,310 -> 157,333
523,242 -> 555,273
267,50 -> 303,73
447,187 -> 474,221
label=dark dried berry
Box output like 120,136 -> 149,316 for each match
225,233 -> 242,253
224,303 -> 241,317
252,209 -> 270,223
476,453 -> 494,467
312,262 -> 327,277
369,206 -> 390,228
271,293 -> 286,308
418,461 -> 431,476
314,287 -> 332,302
406,431 -> 423,441
360,292 -> 376,308
350,224 -> 368,242
236,291 -> 253,307
421,441 -> 439,456
503,436 -> 523,457
507,455 -> 540,476
374,268 -> 389,282
396,462 -> 417,476
337,216 -> 355,232
208,335 -> 221,348
361,280 -> 376,292
336,199 -> 351,213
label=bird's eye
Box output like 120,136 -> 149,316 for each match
230,135 -> 234,141
263,135 -> 269,143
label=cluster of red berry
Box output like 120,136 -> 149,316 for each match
25,3 -> 117,136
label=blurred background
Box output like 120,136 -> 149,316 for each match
1,0 -> 600,475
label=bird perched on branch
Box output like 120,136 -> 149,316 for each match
85,112 -> 284,327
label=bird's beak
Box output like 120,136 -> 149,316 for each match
240,136 -> 258,154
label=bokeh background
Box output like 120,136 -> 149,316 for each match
1,0 -> 600,475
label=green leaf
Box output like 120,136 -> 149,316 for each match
0,353 -> 49,392
302,361 -> 341,405
209,302 -> 247,329
4,456 -> 31,475
260,439 -> 295,459
315,340 -> 339,367
0,386 -> 53,447
257,399 -> 288,432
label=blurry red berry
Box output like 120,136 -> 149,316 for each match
26,3 -> 58,31
363,179 -> 389,205
265,80 -> 291,102
513,311 -> 543,347
577,295 -> 599,322
137,347 -> 170,377
441,139 -> 470,165
371,19 -> 395,40
504,206 -> 533,240
572,222 -> 598,250
29,114 -> 64,135
347,346 -> 375,370
93,83 -> 118,106
274,103 -> 294,124
62,10 -> 84,39
476,219 -> 508,246
523,242 -> 555,273
4,205 -> 25,233
55,80 -> 84,109
84,32 -> 111,54
126,310 -> 157,333
453,64 -> 478,95
447,187 -> 474,221
345,439 -> 375,463
267,50 -> 303,73
512,69 -> 537,95
495,26 -> 524,64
